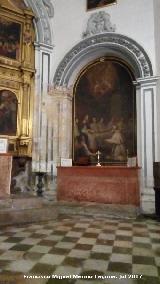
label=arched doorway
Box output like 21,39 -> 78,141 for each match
53,33 -> 158,213
73,57 -> 136,165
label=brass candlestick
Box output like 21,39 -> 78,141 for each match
96,150 -> 101,166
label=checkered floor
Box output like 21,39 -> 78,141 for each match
0,215 -> 159,284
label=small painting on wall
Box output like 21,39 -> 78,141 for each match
0,90 -> 18,136
87,0 -> 117,10
0,16 -> 21,60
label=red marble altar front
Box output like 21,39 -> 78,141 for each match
0,154 -> 12,196
57,166 -> 140,206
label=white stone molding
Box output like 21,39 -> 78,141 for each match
54,33 -> 153,87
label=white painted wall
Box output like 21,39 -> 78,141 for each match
154,0 -> 160,74
153,0 -> 160,161
50,0 -> 156,78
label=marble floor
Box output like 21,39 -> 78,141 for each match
0,215 -> 159,284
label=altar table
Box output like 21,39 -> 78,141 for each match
57,166 -> 140,206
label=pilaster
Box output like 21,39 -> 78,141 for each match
135,76 -> 160,213
47,87 -> 73,166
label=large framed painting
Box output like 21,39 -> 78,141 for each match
87,0 -> 117,10
0,16 -> 21,60
0,90 -> 18,136
73,58 -> 136,165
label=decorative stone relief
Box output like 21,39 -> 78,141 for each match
25,0 -> 53,45
34,0 -> 52,44
83,11 -> 116,38
42,0 -> 54,18
54,33 -> 153,86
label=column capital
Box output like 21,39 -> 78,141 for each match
48,86 -> 73,101
133,76 -> 160,88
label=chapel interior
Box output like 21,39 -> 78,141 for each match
0,0 -> 160,283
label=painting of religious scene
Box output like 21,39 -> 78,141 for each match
0,16 -> 21,60
87,0 -> 116,10
73,58 -> 136,165
0,90 -> 18,136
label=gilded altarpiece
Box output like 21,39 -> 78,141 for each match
0,0 -> 35,156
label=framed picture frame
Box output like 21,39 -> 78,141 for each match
0,138 -> 8,153
73,58 -> 137,166
0,16 -> 21,61
0,90 -> 18,136
87,0 -> 117,11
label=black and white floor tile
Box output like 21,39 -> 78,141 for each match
0,215 -> 159,284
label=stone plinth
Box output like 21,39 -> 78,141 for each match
0,154 -> 12,196
57,166 -> 141,206
0,194 -> 58,226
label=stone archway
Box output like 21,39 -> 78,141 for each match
52,33 -> 159,213
53,33 -> 153,87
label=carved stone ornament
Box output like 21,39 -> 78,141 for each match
83,11 -> 116,38
42,0 -> 54,18
54,33 -> 153,86
25,0 -> 53,45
